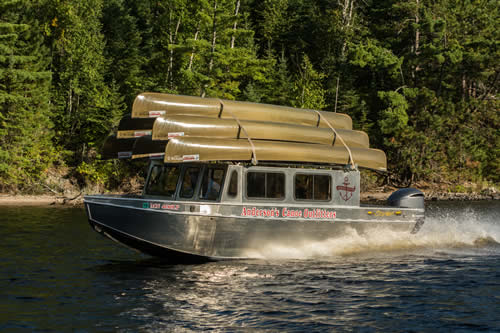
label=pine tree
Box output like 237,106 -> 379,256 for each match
102,0 -> 145,107
146,0 -> 189,93
44,0 -> 122,162
262,51 -> 293,105
255,0 -> 289,53
175,0 -> 268,100
365,0 -> 499,184
291,54 -> 326,109
0,0 -> 56,191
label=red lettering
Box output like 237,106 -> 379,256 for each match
282,208 -> 302,217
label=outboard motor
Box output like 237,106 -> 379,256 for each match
387,188 -> 425,234
387,188 -> 425,209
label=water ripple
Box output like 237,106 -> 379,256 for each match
0,202 -> 499,331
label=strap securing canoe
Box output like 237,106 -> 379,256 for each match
219,100 -> 258,165
313,110 -> 357,170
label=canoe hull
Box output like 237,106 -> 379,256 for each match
132,92 -> 353,129
152,116 -> 370,148
165,137 -> 387,171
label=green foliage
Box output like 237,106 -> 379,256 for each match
75,160 -> 117,186
292,55 -> 326,109
75,157 -> 147,190
349,39 -> 403,80
377,91 -> 409,135
43,0 -> 122,163
101,0 -> 146,106
0,0 -> 498,192
0,0 -> 58,191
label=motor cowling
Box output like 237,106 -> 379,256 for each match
387,188 -> 425,209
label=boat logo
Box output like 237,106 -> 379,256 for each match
336,176 -> 356,201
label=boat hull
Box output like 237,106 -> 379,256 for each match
85,195 -> 424,262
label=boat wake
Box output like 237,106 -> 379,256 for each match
244,205 -> 500,259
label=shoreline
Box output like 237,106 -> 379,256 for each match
0,190 -> 498,207
363,189 -> 499,203
0,194 -> 83,207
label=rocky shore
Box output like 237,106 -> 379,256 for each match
362,184 -> 499,203
1,187 -> 498,207
424,188 -> 500,201
0,194 -> 84,207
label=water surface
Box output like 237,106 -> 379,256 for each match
0,201 -> 499,332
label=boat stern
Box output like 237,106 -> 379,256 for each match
387,188 -> 425,233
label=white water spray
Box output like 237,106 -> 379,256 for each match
244,203 -> 500,260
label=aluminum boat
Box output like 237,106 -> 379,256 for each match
84,93 -> 425,262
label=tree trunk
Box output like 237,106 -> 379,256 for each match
68,87 -> 72,117
230,0 -> 240,49
208,0 -> 218,72
415,0 -> 420,56
334,76 -> 340,113
188,26 -> 200,71
412,0 -> 421,80
168,17 -> 181,89
203,0 -> 218,98
337,0 -> 355,112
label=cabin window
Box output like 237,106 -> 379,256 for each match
199,167 -> 225,200
247,172 -> 285,199
180,167 -> 201,199
295,174 -> 331,201
146,165 -> 180,197
227,170 -> 238,198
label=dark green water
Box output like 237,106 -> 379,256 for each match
1,201 -> 499,332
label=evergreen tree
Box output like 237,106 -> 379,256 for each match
102,0 -> 145,107
291,54 -> 326,109
0,0 -> 498,192
146,0 -> 189,93
175,0 -> 268,99
365,0 -> 499,184
176,0 -> 214,95
262,51 -> 293,105
44,0 -> 122,162
255,0 -> 289,53
201,0 -> 266,99
0,0 -> 56,191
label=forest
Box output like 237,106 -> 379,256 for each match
0,0 -> 498,194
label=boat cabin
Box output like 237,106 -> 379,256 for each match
143,161 -> 360,207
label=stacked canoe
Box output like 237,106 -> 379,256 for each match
103,93 -> 387,171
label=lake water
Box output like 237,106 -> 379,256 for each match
1,201 -> 499,332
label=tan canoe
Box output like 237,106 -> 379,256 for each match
117,115 -> 155,139
102,135 -> 168,159
153,116 -> 369,148
131,136 -> 168,159
164,137 -> 387,171
132,92 -> 352,130
102,135 -> 135,159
